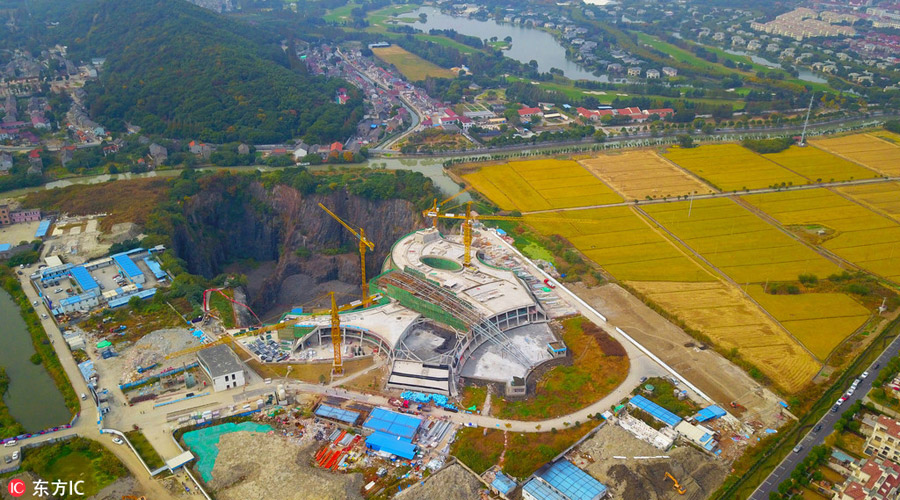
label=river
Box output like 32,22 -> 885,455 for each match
0,289 -> 71,432
408,7 -> 606,82
724,49 -> 828,84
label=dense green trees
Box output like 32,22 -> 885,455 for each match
64,0 -> 362,144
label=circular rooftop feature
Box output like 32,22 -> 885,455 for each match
421,256 -> 462,271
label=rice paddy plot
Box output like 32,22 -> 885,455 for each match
764,146 -> 879,183
578,150 -> 715,200
810,133 -> 900,176
642,197 -> 843,283
627,280 -> 820,393
524,207 -> 714,282
664,144 -> 806,191
744,189 -> 900,283
839,182 -> 900,219
745,285 -> 870,360
371,46 -> 455,81
464,159 -> 623,212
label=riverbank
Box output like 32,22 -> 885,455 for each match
0,368 -> 26,439
0,266 -> 79,416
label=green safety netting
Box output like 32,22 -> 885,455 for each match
182,422 -> 273,481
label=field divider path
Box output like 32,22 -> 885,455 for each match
633,203 -> 820,362
830,185 -> 900,228
521,176 -> 897,215
731,195 -> 861,273
656,153 -> 722,193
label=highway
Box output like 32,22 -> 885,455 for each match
750,333 -> 900,499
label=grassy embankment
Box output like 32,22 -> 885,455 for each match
19,437 -> 128,499
124,430 -> 165,470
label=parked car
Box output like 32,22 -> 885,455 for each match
54,288 -> 62,293
81,393 -> 87,400
813,424 -> 822,433
861,371 -> 870,379
11,451 -> 19,460
111,437 -> 124,445
793,444 -> 803,453
41,314 -> 48,320
3,440 -> 16,447
3,455 -> 10,464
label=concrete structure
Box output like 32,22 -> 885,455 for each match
866,415 -> 900,463
196,344 -> 246,392
285,228 -> 553,395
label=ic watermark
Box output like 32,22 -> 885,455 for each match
7,479 -> 85,497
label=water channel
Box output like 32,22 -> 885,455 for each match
724,48 -> 828,84
0,289 -> 71,432
408,7 -> 607,82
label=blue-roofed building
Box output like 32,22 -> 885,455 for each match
53,289 -> 100,314
524,459 -> 608,500
39,263 -> 72,282
363,408 -> 422,440
491,471 -> 517,496
113,253 -> 145,284
694,405 -> 727,423
77,360 -> 96,383
108,288 -> 156,308
629,395 -> 682,427
0,243 -> 10,258
315,404 -> 360,425
69,265 -> 99,291
34,219 -> 51,239
364,431 -> 417,459
143,257 -> 167,280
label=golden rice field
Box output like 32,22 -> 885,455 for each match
810,133 -> 900,176
764,146 -> 879,183
839,182 -> 900,219
745,285 -> 870,360
642,197 -> 843,283
578,150 -> 715,200
743,189 -> 900,283
868,130 -> 900,145
371,46 -> 455,81
664,144 -> 806,191
463,159 -> 623,212
628,281 -> 820,393
524,207 -> 714,282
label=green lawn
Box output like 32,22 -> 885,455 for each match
636,33 -> 731,77
323,2 -> 359,23
124,430 -> 165,470
20,438 -> 128,499
208,290 -> 236,328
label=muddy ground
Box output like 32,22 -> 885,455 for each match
396,462 -> 487,500
574,424 -> 728,500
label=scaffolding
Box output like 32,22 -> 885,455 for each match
376,270 -> 532,371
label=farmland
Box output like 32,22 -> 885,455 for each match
627,280 -> 820,393
641,197 -> 842,283
371,46 -> 455,81
524,207 -> 715,282
578,150 -> 715,200
810,133 -> 900,176
839,182 -> 900,219
743,189 -> 900,283
763,146 -> 879,183
745,285 -> 870,360
664,144 -> 806,191
463,158 -> 623,212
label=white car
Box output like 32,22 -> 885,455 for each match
41,314 -> 48,320
111,437 -> 124,445
861,371 -> 869,379
10,451 -> 18,461
3,440 -> 16,447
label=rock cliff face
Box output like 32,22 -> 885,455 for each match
171,181 -> 420,315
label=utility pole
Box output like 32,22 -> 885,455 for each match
799,93 -> 815,146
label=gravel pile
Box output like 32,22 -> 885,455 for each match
207,431 -> 363,500
396,463 -> 486,500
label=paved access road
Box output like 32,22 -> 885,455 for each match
750,333 -> 900,499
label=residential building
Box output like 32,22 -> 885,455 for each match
645,69 -> 660,79
627,66 -> 642,77
517,106 -> 543,120
838,458 -> 900,500
867,415 -> 900,463
149,143 -> 167,167
196,344 -> 246,392
662,66 -> 678,77
0,152 -> 11,175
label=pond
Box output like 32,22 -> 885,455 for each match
408,7 -> 607,82
0,289 -> 71,432
724,49 -> 828,84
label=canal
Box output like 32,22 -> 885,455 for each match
0,289 -> 71,432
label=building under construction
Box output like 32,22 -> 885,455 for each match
283,227 -> 563,396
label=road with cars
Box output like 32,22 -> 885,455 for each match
750,333 -> 900,499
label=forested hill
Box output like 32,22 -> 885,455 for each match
64,0 -> 362,144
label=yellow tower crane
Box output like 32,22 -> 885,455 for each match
318,203 -> 376,307
425,187 -> 472,229
423,201 -> 604,267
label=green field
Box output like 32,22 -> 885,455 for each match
20,438 -> 128,499
372,45 -> 455,81
323,2 -> 359,23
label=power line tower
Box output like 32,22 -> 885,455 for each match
799,93 -> 815,147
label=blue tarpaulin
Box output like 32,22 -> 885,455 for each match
694,405 -> 727,422
629,395 -> 682,427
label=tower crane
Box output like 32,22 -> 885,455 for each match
423,201 -> 605,267
319,203 -> 376,307
425,187 -> 472,229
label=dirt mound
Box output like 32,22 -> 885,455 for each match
396,463 -> 485,500
605,447 -> 726,500
208,432 -> 363,500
